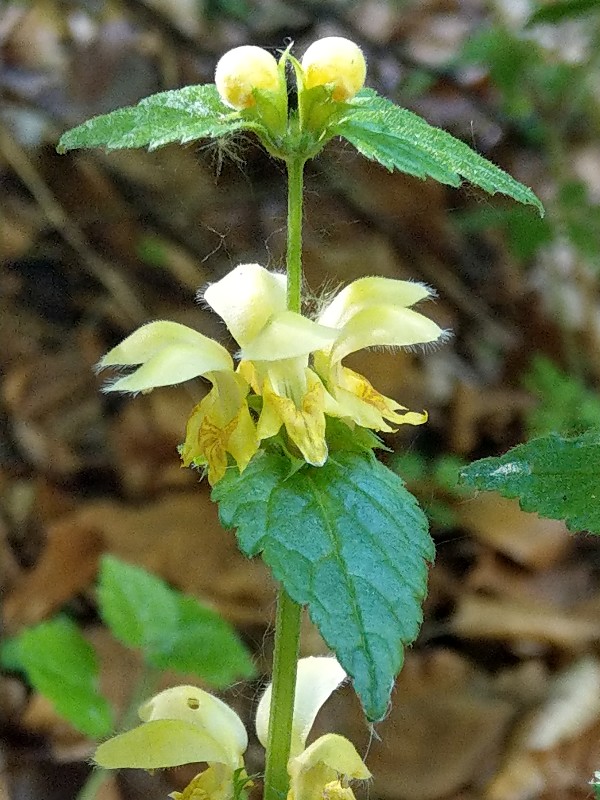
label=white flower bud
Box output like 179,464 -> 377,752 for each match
215,45 -> 280,110
301,37 -> 366,102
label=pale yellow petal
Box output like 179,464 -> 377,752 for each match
99,321 -> 224,368
203,264 -> 286,347
139,685 -> 247,764
226,402 -> 260,474
256,657 -> 346,756
331,305 -> 444,364
242,312 -> 337,362
261,374 -> 327,466
318,277 -> 433,329
94,719 -> 229,770
292,733 -> 371,780
104,344 -> 233,393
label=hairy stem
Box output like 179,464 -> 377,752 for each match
262,154 -> 306,800
285,156 -> 306,313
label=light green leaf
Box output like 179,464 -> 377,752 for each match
98,555 -> 178,650
337,89 -> 544,215
98,556 -> 254,686
460,431 -> 600,533
213,450 -> 434,721
147,595 -> 255,684
58,85 -> 244,153
17,617 -> 113,738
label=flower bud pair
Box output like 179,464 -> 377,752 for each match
215,37 -> 366,110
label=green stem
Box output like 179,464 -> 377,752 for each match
263,588 -> 302,800
261,149 -> 306,800
285,156 -> 306,313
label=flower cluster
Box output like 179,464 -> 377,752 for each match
214,37 -> 367,111
94,657 -> 370,800
98,264 -> 444,484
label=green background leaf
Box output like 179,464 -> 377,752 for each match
17,617 -> 113,738
58,85 -> 244,153
98,556 -> 254,686
213,450 -> 434,721
460,431 -> 600,533
337,89 -> 544,215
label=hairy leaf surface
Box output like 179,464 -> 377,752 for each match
337,89 -> 544,214
58,85 -> 243,152
460,431 -> 600,533
213,451 -> 434,721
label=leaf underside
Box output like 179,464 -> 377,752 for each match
213,450 -> 434,721
58,84 -> 243,153
337,89 -> 544,215
460,430 -> 600,534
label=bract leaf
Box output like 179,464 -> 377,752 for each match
98,556 -> 254,686
460,431 -> 600,534
17,617 -> 113,738
213,450 -> 434,721
337,89 -> 544,215
58,85 -> 244,153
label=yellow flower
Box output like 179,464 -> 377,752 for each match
204,264 -> 337,466
256,657 -> 371,800
215,46 -> 280,110
95,685 -> 248,800
97,319 -> 258,485
313,276 -> 445,432
301,38 -> 367,102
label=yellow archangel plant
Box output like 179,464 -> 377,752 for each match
94,657 -> 370,800
58,26 -> 543,800
98,264 -> 444,484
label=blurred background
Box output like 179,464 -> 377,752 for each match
2,0 -> 600,798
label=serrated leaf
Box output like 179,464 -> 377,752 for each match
17,617 -> 113,738
98,556 -> 254,687
213,451 -> 434,721
337,89 -> 544,215
58,85 -> 244,153
460,431 -> 600,533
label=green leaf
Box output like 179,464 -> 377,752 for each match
460,431 -> 600,534
337,89 -> 544,215
17,617 -> 113,738
213,450 -> 434,721
147,595 -> 255,685
98,555 -> 254,687
528,0 -> 600,25
58,85 -> 244,153
523,356 -> 600,436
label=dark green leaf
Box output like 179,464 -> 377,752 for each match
337,90 -> 544,215
460,431 -> 600,533
17,617 -> 113,738
98,556 -> 254,686
58,85 -> 244,153
528,0 -> 600,25
213,450 -> 434,721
